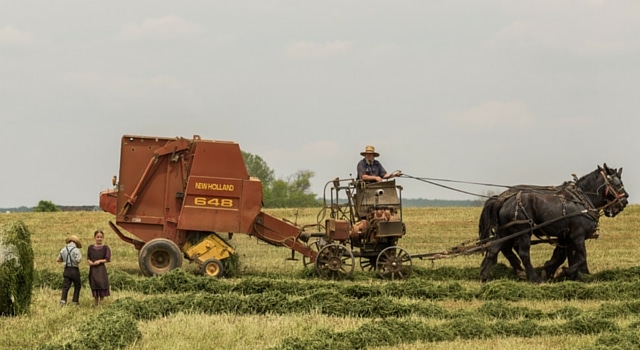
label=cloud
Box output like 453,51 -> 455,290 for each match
260,140 -> 344,177
0,25 -> 33,46
285,40 -> 352,60
65,71 -> 188,96
451,100 -> 535,131
119,16 -> 203,41
490,2 -> 640,55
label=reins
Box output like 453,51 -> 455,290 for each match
400,170 -> 625,215
399,174 -> 509,199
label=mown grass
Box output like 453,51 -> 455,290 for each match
0,205 -> 639,350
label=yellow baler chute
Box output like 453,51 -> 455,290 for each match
183,234 -> 236,278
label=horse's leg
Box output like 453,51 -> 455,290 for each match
569,247 -> 590,275
480,242 -> 502,282
561,238 -> 587,281
500,241 -> 526,280
515,234 -> 542,283
562,246 -> 589,280
542,245 -> 568,281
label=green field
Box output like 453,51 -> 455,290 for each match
1,206 -> 639,350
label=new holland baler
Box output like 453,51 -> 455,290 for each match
99,135 -> 317,277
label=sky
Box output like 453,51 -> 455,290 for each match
1,1 -> 639,208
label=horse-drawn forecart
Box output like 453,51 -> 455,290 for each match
301,178 -> 410,280
300,163 -> 628,283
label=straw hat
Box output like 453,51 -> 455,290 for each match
360,145 -> 379,157
65,235 -> 82,248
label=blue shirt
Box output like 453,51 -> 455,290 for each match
357,158 -> 387,180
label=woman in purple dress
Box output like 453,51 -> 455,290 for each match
87,229 -> 111,305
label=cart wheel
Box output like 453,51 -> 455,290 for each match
302,240 -> 320,269
201,258 -> 224,278
376,246 -> 412,280
359,257 -> 376,271
315,243 -> 354,280
138,238 -> 183,277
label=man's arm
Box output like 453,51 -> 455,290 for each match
383,170 -> 402,179
361,174 -> 382,182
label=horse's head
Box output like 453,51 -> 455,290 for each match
599,163 -> 628,217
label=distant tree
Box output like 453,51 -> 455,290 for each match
263,170 -> 320,208
287,170 -> 320,207
242,151 -> 275,186
33,200 -> 60,212
241,151 -> 320,208
264,179 -> 289,208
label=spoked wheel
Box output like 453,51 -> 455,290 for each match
303,240 -> 320,269
359,257 -> 376,271
376,246 -> 412,280
315,243 -> 355,280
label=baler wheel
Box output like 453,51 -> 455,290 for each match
376,246 -> 412,280
138,238 -> 183,276
201,258 -> 224,278
315,243 -> 354,280
302,240 -> 320,269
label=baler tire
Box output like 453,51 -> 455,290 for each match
138,238 -> 183,277
201,258 -> 224,278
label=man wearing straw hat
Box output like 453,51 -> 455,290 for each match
352,145 -> 402,236
56,235 -> 82,306
356,145 -> 401,183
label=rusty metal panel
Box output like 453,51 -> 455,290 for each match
115,136 -> 182,241
117,136 -> 172,218
238,179 -> 263,233
190,140 -> 249,179
354,180 -> 400,217
178,176 -> 243,232
325,219 -> 350,241
115,222 -> 167,243
376,221 -> 404,238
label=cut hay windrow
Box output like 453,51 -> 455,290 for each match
272,313 -> 622,350
86,290 -> 640,321
36,309 -> 141,350
592,329 -> 640,350
593,301 -> 640,319
74,309 -> 141,350
477,301 -> 545,320
40,267 -> 640,302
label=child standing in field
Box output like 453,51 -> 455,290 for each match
87,229 -> 111,305
57,235 -> 82,306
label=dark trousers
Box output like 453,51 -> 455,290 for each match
61,267 -> 81,303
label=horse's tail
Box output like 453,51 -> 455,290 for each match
479,195 -> 504,241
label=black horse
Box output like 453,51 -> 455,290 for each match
479,183 -> 594,281
478,164 -> 628,283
